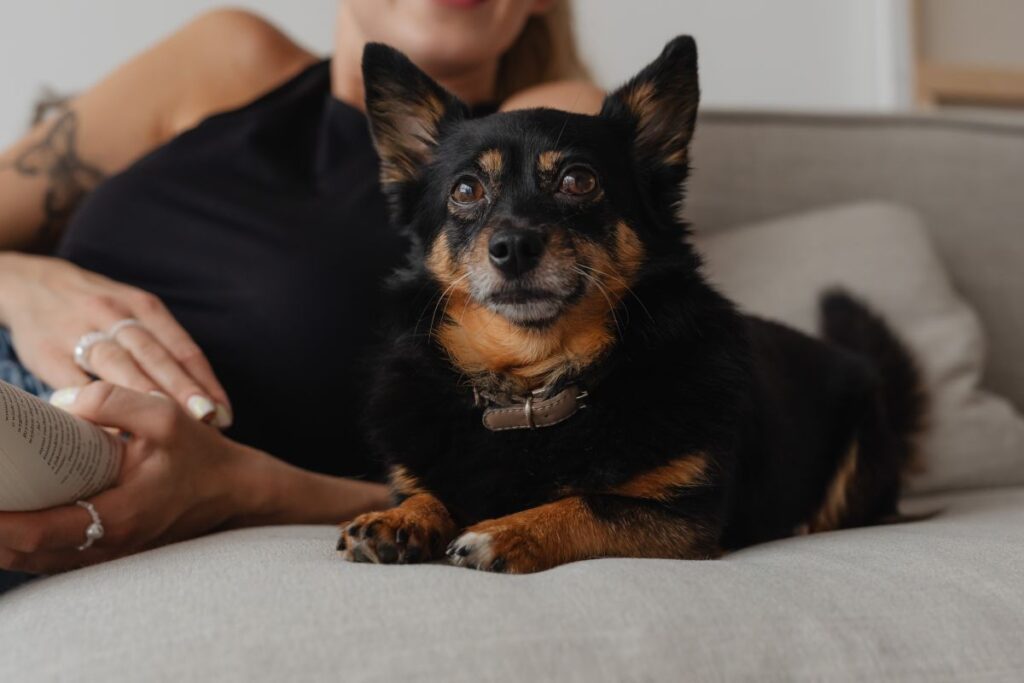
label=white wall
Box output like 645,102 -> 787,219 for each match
0,0 -> 910,148
0,1 -> 337,148
577,0 -> 912,111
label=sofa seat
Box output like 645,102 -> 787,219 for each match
3,486 -> 1023,682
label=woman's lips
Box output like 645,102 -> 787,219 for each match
432,0 -> 488,8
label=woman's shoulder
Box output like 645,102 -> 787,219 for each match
499,80 -> 605,115
160,8 -> 320,136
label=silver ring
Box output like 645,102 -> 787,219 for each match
73,331 -> 111,376
76,501 -> 105,551
107,318 -> 144,339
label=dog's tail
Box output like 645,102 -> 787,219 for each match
819,289 -> 927,476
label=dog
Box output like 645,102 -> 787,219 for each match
337,36 -> 925,573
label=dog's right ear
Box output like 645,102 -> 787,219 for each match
362,43 -> 467,192
600,36 -> 699,233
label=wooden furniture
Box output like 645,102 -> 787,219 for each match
913,0 -> 1024,107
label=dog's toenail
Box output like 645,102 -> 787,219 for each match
456,545 -> 470,557
336,535 -> 348,551
396,528 -> 409,545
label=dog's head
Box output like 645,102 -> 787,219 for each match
363,37 -> 699,382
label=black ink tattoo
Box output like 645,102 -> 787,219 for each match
0,102 -> 105,251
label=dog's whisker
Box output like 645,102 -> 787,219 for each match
577,263 -> 655,323
426,272 -> 470,341
573,266 -> 624,341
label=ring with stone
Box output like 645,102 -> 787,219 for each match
76,501 -> 105,552
73,331 -> 111,376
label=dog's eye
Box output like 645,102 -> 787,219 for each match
558,167 -> 598,196
450,176 -> 485,205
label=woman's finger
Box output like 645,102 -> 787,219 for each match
125,292 -> 232,425
84,338 -> 160,395
33,349 -> 92,391
60,381 -> 182,439
112,324 -> 218,423
0,502 -> 99,554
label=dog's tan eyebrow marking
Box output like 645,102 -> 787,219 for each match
477,148 -> 503,179
537,150 -> 564,175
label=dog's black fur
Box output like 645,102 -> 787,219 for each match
338,37 -> 925,572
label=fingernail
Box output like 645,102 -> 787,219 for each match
50,387 -> 81,409
186,395 -> 217,422
213,403 -> 233,429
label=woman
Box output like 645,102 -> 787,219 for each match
0,0 -> 602,590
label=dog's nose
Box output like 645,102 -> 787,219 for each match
488,230 -> 545,277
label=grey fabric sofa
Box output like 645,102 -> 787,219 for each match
3,111 -> 1023,682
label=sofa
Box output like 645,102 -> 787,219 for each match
3,111 -> 1023,682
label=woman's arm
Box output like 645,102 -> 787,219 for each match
0,383 -> 389,575
499,79 -> 605,115
0,9 -> 315,252
0,10 -> 317,413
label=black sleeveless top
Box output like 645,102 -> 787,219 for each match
56,61 -> 408,478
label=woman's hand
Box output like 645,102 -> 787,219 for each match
0,252 -> 231,425
0,383 -> 390,574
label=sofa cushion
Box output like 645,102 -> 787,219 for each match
694,201 -> 1024,494
689,111 -> 1024,412
2,487 -> 1023,682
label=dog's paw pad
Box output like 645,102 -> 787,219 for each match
337,508 -> 448,565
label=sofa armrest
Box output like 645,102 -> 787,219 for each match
689,110 -> 1024,409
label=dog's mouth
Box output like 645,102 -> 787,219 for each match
460,231 -> 589,327
484,285 -> 569,327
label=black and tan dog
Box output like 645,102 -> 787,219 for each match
337,37 -> 924,573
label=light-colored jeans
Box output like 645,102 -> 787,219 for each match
0,327 -> 51,399
0,327 -> 47,594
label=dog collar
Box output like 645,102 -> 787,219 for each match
477,385 -> 589,432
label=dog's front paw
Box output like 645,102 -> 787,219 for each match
338,507 -> 450,564
446,522 -> 550,574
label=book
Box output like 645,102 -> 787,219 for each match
0,380 -> 122,512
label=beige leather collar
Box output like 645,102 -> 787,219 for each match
479,385 -> 589,432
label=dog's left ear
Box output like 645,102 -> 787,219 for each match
601,36 -> 700,231
362,43 -> 467,196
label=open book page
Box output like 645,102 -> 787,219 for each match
0,381 -> 122,512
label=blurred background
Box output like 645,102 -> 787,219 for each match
1,0 -> 1022,147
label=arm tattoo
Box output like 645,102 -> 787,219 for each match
0,102 -> 105,251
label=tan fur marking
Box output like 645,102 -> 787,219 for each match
426,232 -> 462,284
478,148 -> 503,180
614,221 -> 646,280
808,442 -> 860,533
372,91 -> 446,185
388,465 -> 426,498
623,81 -> 657,121
429,222 -> 647,392
537,150 -> 564,175
610,454 -> 709,502
462,496 -> 717,573
621,80 -> 694,166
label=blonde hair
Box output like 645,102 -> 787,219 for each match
495,0 -> 591,101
